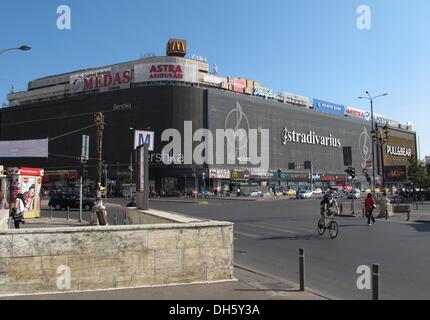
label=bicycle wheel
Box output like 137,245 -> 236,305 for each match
328,220 -> 339,239
317,217 -> 326,235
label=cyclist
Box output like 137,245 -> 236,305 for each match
320,191 -> 340,218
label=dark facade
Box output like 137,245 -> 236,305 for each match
0,85 -> 207,193
0,85 -> 417,193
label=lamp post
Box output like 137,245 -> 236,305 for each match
0,45 -> 32,55
358,92 -> 388,195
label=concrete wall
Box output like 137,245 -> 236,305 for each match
0,210 -> 8,231
0,215 -> 234,296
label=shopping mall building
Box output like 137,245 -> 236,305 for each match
0,39 -> 417,195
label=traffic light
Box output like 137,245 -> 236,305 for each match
345,167 -> 356,180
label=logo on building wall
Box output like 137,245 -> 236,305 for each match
166,39 -> 187,57
359,127 -> 372,169
281,128 -> 342,148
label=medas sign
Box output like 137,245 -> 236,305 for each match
70,67 -> 131,93
281,127 -> 342,148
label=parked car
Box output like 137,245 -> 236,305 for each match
312,188 -> 323,196
297,190 -> 313,199
250,190 -> 262,197
48,194 -> 95,211
284,189 -> 297,197
347,190 -> 361,199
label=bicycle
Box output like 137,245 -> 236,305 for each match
317,210 -> 339,239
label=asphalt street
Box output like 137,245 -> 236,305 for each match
40,197 -> 430,300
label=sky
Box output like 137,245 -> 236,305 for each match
0,0 -> 429,158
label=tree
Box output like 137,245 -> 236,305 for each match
408,160 -> 430,190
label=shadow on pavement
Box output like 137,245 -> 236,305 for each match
259,235 -> 326,241
409,223 -> 430,232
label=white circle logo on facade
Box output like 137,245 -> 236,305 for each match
359,126 -> 372,169
224,101 -> 250,151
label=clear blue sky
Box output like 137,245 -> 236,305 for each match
1,0 -> 429,158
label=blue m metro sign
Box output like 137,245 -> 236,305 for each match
134,130 -> 155,151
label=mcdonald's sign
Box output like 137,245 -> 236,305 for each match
166,39 -> 187,57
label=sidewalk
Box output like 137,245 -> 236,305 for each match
0,266 -> 327,300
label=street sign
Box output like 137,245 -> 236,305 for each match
134,130 -> 155,151
81,135 -> 89,162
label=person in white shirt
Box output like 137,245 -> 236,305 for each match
13,193 -> 26,229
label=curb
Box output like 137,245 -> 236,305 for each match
233,264 -> 339,300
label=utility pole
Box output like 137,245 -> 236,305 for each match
104,162 -> 108,201
94,112 -> 105,186
129,152 -> 133,199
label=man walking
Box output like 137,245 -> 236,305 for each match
365,193 -> 376,226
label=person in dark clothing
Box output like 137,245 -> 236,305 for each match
365,193 -> 376,226
13,193 -> 26,229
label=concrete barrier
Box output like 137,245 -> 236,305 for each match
0,209 -> 234,296
0,210 -> 8,231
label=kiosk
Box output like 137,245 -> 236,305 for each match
7,167 -> 44,219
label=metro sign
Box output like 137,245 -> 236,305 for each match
134,130 -> 155,151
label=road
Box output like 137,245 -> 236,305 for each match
41,197 -> 430,300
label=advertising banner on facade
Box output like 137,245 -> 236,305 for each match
230,170 -> 250,180
283,92 -> 312,108
0,138 -> 48,158
134,63 -> 198,83
202,74 -> 224,85
345,106 -> 367,120
253,88 -> 276,99
229,78 -> 246,93
209,169 -> 231,179
382,128 -> 416,168
7,167 -> 44,219
364,112 -> 387,125
313,99 -> 345,117
384,166 -> 407,182
70,66 -> 132,93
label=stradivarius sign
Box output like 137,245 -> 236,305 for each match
281,127 -> 342,148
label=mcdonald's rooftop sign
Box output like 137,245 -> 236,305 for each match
166,39 -> 187,57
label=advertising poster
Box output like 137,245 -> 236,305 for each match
8,167 -> 44,219
313,99 -> 345,117
134,63 -> 198,83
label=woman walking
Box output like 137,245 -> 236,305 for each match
13,193 -> 26,229
365,193 -> 376,226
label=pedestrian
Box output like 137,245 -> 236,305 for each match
365,193 -> 376,226
12,193 -> 26,229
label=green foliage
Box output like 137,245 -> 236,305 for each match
408,160 -> 430,189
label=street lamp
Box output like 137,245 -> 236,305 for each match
358,92 -> 388,194
0,45 -> 32,55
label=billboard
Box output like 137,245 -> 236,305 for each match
8,167 -> 44,219
382,128 -> 417,167
384,166 -> 407,182
134,63 -> 198,83
229,78 -> 246,93
0,138 -> 48,158
283,92 -> 312,108
345,106 -> 367,120
70,66 -> 131,93
313,99 -> 345,117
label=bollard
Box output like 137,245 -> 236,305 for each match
50,206 -> 53,220
407,209 -> 410,222
372,264 -> 380,300
340,203 -> 343,215
299,248 -> 305,291
67,206 -> 70,221
362,207 -> 365,219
